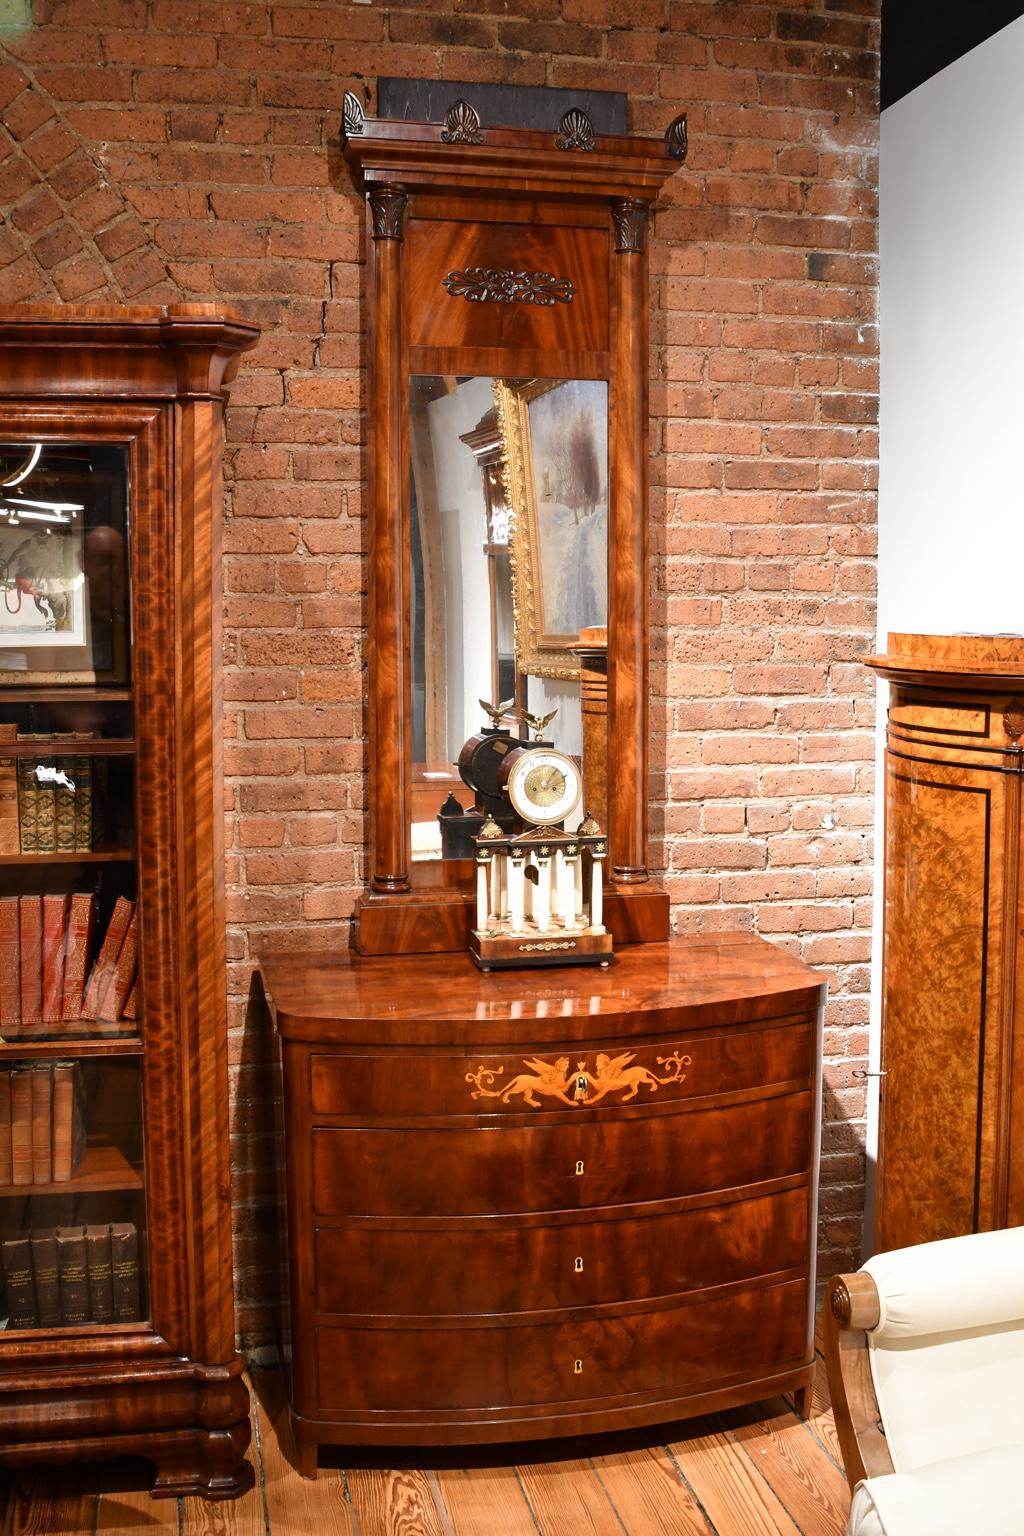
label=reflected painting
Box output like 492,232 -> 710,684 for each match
408,374 -> 607,861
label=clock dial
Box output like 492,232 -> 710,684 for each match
502,747 -> 582,826
524,763 -> 567,807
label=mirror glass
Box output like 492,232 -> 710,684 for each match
409,374 -> 608,861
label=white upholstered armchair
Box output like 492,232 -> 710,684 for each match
824,1227 -> 1024,1536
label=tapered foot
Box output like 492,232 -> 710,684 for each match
794,1383 -> 813,1421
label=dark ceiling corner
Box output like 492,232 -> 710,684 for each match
883,0 -> 1024,109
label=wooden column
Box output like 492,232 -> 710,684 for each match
609,199 -> 650,884
367,183 -> 410,893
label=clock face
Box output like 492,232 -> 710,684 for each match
504,748 -> 582,826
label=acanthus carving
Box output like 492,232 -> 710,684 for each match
611,198 -> 649,254
342,90 -> 365,141
443,267 -> 574,306
440,99 -> 483,145
556,108 -> 595,153
666,113 -> 688,161
368,184 -> 407,241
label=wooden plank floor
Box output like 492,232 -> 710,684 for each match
0,1356 -> 850,1536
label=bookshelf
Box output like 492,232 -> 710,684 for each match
0,304 -> 258,1499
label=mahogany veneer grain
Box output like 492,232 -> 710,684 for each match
263,934 -> 825,1467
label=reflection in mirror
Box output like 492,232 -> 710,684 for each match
409,375 -> 608,861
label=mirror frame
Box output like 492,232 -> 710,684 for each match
342,96 -> 687,956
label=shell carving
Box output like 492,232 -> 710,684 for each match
342,90 -> 364,141
666,113 -> 688,161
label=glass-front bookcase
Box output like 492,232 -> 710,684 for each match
0,441 -> 148,1335
0,305 -> 258,1500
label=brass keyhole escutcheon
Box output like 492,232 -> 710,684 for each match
574,1256 -> 584,1273
574,1359 -> 583,1374
575,1160 -> 584,1176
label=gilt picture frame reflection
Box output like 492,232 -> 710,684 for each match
493,378 -> 608,681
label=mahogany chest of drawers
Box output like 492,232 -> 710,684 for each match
261,934 -> 825,1473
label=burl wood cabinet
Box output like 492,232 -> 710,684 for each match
0,305 -> 258,1496
866,633 -> 1024,1252
262,936 -> 825,1464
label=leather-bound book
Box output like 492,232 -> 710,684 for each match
51,1062 -> 86,1182
56,1225 -> 89,1325
61,893 -> 96,1021
19,737 -> 55,854
18,895 -> 42,1037
0,895 -> 19,1038
54,752 -> 77,854
16,755 -> 38,853
110,1221 -> 141,1322
0,1068 -> 11,1184
30,1063 -> 52,1184
122,979 -> 138,1022
98,909 -> 137,1024
85,1224 -> 114,1323
30,1228 -> 61,1328
2,1235 -> 37,1328
81,897 -> 134,1021
0,723 -> 18,855
10,1065 -> 33,1186
41,894 -> 69,1027
73,754 -> 93,853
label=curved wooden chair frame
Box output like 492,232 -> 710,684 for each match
823,1271 -> 896,1491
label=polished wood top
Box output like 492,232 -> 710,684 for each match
262,934 -> 826,1045
866,631 -> 1024,688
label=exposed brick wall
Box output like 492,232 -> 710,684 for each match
0,0 -> 878,1350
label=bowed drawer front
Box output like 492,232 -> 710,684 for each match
265,936 -> 825,1454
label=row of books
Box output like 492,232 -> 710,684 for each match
2,1222 -> 142,1329
0,1063 -> 85,1187
0,729 -> 96,855
0,893 -> 138,1038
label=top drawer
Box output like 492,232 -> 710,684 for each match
308,1020 -> 813,1122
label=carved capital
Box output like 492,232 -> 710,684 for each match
441,99 -> 483,145
556,108 -> 595,153
368,184 -> 407,242
665,112 -> 688,161
611,198 -> 648,254
342,90 -> 365,142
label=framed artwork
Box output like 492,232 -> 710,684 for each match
0,443 -> 129,685
493,378 -> 608,680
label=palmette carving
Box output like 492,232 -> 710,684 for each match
556,108 -> 596,152
466,1049 -> 692,1108
443,267 -> 574,306
342,91 -> 365,141
441,99 -> 483,145
666,113 -> 688,161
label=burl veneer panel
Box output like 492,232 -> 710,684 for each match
878,768 -> 996,1248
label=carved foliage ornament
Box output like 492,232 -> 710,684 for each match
556,108 -> 595,152
368,185 -> 407,241
443,267 -> 574,306
441,99 -> 484,145
611,198 -> 648,254
342,90 -> 364,141
1004,698 -> 1024,744
466,1049 -> 692,1108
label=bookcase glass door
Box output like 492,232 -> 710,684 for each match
0,440 -> 148,1333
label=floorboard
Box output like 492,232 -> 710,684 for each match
0,1365 -> 851,1535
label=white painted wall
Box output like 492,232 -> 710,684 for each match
868,16 -> 1024,1245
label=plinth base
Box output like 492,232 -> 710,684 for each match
469,926 -> 614,970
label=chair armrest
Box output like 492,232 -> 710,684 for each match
823,1271 -> 896,1491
